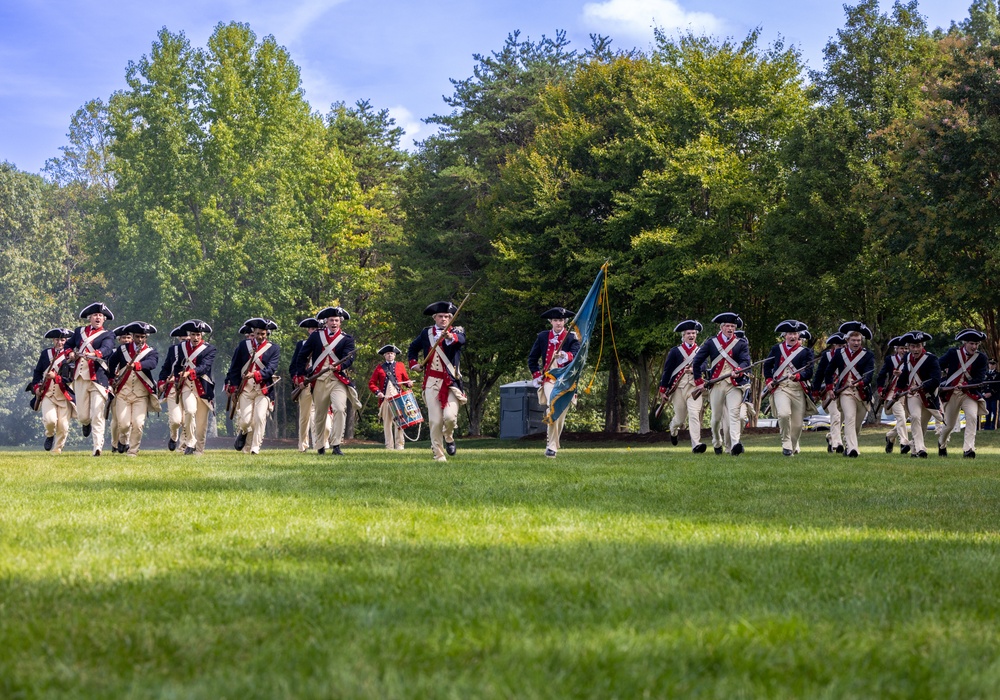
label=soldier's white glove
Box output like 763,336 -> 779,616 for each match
556,351 -> 569,365
531,376 -> 543,388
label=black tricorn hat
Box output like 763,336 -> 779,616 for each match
902,330 -> 932,345
887,335 -> 906,348
265,319 -> 278,332
111,325 -> 128,337
424,301 -> 458,316
775,319 -> 808,334
239,324 -> 251,335
838,320 -> 873,340
956,328 -> 987,342
799,329 -> 812,343
541,307 -> 574,320
674,320 -> 703,333
79,302 -> 114,321
735,330 -> 746,339
378,344 -> 401,355
244,317 -> 268,330
123,321 -> 156,335
298,317 -> 320,329
169,325 -> 188,338
181,319 -> 212,334
826,332 -> 846,345
44,328 -> 73,340
316,306 -> 351,321
712,312 -> 742,326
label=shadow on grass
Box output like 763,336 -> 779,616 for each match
2,536 -> 1000,698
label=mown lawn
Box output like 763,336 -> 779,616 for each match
2,430 -> 1000,699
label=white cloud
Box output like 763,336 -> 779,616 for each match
582,0 -> 724,40
275,0 -> 350,44
386,105 -> 428,149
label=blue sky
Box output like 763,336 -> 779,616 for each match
0,0 -> 973,173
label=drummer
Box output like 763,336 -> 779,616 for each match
368,344 -> 414,450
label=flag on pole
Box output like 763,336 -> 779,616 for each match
544,263 -> 608,426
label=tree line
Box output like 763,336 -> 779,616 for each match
2,0 -> 999,444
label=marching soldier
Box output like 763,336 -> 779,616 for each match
692,312 -> 752,456
226,318 -> 280,455
28,328 -> 75,453
895,330 -> 941,459
763,320 -> 815,456
657,320 -> 706,453
823,321 -> 875,458
937,329 -> 988,458
106,325 -> 133,453
158,325 -> 187,451
408,301 -> 467,462
877,336 -> 910,454
106,322 -> 160,456
528,307 -> 582,458
290,317 -> 321,452
368,345 -> 414,451
66,302 -> 116,456
812,333 -> 846,453
172,320 -> 216,456
291,307 -> 356,456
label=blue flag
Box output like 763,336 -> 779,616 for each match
544,264 -> 607,425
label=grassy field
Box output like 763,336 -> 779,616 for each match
3,430 -> 1000,699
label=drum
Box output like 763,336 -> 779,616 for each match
389,390 -> 424,429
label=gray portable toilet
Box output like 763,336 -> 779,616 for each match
499,380 -> 547,438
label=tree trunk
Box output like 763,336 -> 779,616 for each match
637,353 -> 651,434
345,401 -> 356,440
604,362 -> 627,433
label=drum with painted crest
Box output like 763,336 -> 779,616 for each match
389,390 -> 424,429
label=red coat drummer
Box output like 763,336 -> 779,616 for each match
368,345 -> 414,451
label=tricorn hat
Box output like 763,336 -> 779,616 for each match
44,328 -> 73,340
123,321 -> 156,335
775,319 -> 808,334
541,307 -> 574,320
181,319 -> 212,334
826,332 -> 846,345
956,328 -> 987,343
424,301 -> 458,316
799,329 -> 812,343
298,317 -> 320,329
169,325 -> 188,338
244,317 -> 268,330
378,344 -> 401,355
264,319 -> 278,332
902,330 -> 932,345
79,302 -> 114,321
735,330 -> 746,339
316,306 -> 351,321
887,335 -> 906,348
712,312 -> 742,327
838,320 -> 873,340
238,324 -> 251,335
111,325 -> 128,337
674,320 -> 703,333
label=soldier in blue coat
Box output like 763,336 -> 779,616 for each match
107,321 -> 160,456
812,332 -> 845,453
66,302 -> 117,456
227,318 -> 280,455
937,329 -> 988,458
692,312 -> 752,456
657,320 -> 707,453
289,317 -> 323,452
895,330 -> 941,459
171,319 -> 216,455
158,325 -> 188,451
822,321 -> 875,458
763,320 -> 815,456
876,335 -> 910,454
528,307 -> 582,458
28,328 -> 75,453
408,301 -> 466,462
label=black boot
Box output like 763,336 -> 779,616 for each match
445,441 -> 457,456
234,431 -> 247,451
44,435 -> 54,451
885,437 -> 893,454
693,443 -> 707,454
82,423 -> 92,438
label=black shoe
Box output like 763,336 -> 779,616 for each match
731,443 -> 744,456
184,446 -> 195,455
445,441 -> 457,456
117,441 -> 127,454
670,434 -> 678,446
168,437 -> 177,451
782,448 -> 792,456
827,442 -> 833,453
910,452 -> 919,459
234,431 -> 247,451
332,445 -> 343,456
900,445 -> 910,455
317,447 -> 326,455
885,437 -> 893,454
847,449 -> 859,458
714,446 -> 724,455
938,446 -> 947,457
44,435 -> 54,451
545,448 -> 557,458
964,450 -> 976,459
693,443 -> 707,454
93,449 -> 101,457
918,451 -> 928,459
82,423 -> 91,438
835,445 -> 844,454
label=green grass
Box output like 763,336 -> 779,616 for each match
3,430 -> 1000,699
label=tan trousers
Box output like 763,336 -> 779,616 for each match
40,386 -> 71,453
379,395 -> 405,450
114,398 -> 148,455
906,394 -> 933,454
885,399 -> 909,447
543,380 -> 568,453
237,382 -> 270,453
425,379 -> 460,459
838,388 -> 866,454
940,393 -> 981,453
166,391 -> 183,444
773,383 -> 806,452
180,386 -> 210,454
312,374 -> 348,448
297,384 -> 314,451
710,382 -> 743,450
74,378 -> 108,452
827,398 -> 843,449
669,376 -> 703,448
108,405 -> 118,449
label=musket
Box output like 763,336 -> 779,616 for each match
74,351 -> 109,373
823,369 -> 875,410
761,354 -> 823,401
290,348 -> 359,402
418,279 -> 481,371
229,373 -> 283,420
691,357 -> 769,400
